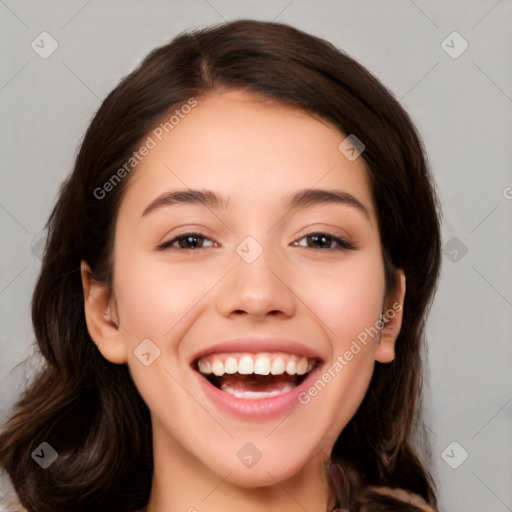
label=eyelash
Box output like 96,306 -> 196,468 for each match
157,232 -> 355,251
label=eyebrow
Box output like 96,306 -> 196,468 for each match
141,188 -> 370,220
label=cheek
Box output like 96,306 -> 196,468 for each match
111,253 -> 220,405
295,252 -> 386,348
112,253 -> 214,341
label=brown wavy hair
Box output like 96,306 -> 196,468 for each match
0,19 -> 441,512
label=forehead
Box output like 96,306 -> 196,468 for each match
119,89 -> 376,221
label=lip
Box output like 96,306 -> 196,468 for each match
189,337 -> 325,421
193,361 -> 322,420
189,337 -> 325,364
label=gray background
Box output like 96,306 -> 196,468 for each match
1,1 -> 511,511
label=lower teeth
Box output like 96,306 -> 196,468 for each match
220,382 -> 296,399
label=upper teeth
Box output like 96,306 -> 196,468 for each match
196,352 -> 315,377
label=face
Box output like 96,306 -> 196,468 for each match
83,89 -> 404,488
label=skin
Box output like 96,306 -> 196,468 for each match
81,89 -> 405,512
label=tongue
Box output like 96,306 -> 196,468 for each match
219,374 -> 297,398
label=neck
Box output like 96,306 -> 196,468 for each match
146,422 -> 337,512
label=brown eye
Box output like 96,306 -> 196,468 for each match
294,232 -> 354,250
158,233 -> 216,251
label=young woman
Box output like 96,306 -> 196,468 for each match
0,19 -> 441,512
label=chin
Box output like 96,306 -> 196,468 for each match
204,439 -> 323,488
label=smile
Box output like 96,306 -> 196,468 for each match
190,339 -> 325,420
195,352 -> 318,399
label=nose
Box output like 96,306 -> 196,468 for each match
215,242 -> 296,321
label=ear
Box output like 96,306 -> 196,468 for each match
81,260 -> 128,364
374,269 -> 406,364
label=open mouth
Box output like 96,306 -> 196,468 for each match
193,352 -> 319,399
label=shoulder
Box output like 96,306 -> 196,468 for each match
0,472 -> 27,512
368,485 -> 437,512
